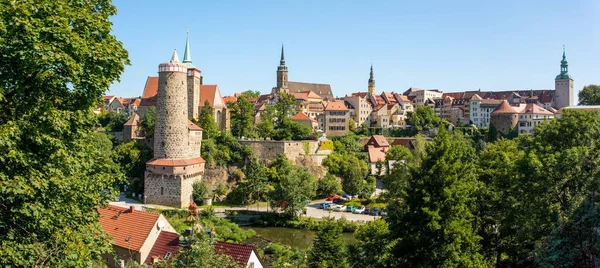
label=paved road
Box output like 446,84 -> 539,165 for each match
111,194 -> 379,222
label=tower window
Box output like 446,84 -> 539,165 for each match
161,187 -> 164,195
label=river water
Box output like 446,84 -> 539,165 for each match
242,226 -> 357,249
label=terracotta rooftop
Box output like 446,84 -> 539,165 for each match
367,145 -> 387,163
144,231 -> 180,264
491,100 -> 517,114
291,112 -> 314,121
140,76 -> 159,106
188,120 -> 203,131
369,135 -> 390,147
214,241 -> 263,267
200,85 -> 225,108
147,157 -> 205,167
480,99 -> 503,105
98,205 -> 160,251
324,100 -> 348,111
520,103 -> 553,115
391,138 -> 414,149
222,96 -> 237,104
124,113 -> 140,126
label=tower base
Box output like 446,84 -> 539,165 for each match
144,157 -> 205,208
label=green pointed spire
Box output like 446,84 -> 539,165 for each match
280,44 -> 285,65
183,28 -> 192,63
556,45 -> 571,80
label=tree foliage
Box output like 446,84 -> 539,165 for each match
0,0 -> 128,266
388,130 -> 485,267
268,156 -> 317,218
316,173 -> 342,198
349,219 -> 395,267
199,100 -> 219,139
406,106 -> 440,131
141,106 -> 156,138
228,95 -> 256,138
98,111 -> 128,132
112,140 -> 153,194
578,84 -> 600,105
154,234 -> 241,268
308,217 -> 349,268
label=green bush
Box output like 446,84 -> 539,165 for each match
192,182 -> 209,204
265,244 -> 284,254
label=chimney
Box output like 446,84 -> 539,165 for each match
129,206 -> 135,213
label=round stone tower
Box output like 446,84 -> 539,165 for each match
154,50 -> 190,159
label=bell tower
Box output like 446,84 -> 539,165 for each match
554,46 -> 574,109
276,44 -> 289,93
368,63 -> 376,93
183,29 -> 201,120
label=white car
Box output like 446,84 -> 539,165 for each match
334,205 -> 346,212
353,206 -> 365,214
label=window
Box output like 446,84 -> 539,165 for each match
161,187 -> 164,195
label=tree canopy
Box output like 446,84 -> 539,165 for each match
0,0 -> 129,266
578,84 -> 600,105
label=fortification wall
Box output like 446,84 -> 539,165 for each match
240,140 -> 321,164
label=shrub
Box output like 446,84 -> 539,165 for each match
192,182 -> 209,204
265,244 -> 284,254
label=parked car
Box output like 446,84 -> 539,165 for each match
363,208 -> 372,215
341,194 -> 352,200
327,204 -> 336,210
370,208 -> 381,216
380,209 -> 388,216
333,198 -> 345,204
353,206 -> 365,214
319,202 -> 331,209
327,194 -> 341,201
334,205 -> 347,212
346,206 -> 356,212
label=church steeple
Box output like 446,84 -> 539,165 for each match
556,45 -> 571,80
368,63 -> 375,93
182,28 -> 196,69
276,44 -> 288,92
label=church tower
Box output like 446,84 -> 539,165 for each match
368,63 -> 376,93
554,46 -> 574,109
183,30 -> 201,120
276,44 -> 289,93
144,50 -> 205,208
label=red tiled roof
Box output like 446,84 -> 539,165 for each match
491,100 -> 516,114
391,138 -> 414,149
367,145 -> 387,163
480,99 -> 503,105
144,231 -> 180,264
103,95 -> 115,100
214,241 -> 261,267
223,96 -> 237,104
188,120 -> 203,131
147,157 -> 206,166
98,205 -> 160,251
367,135 -> 390,147
520,103 -> 553,115
324,100 -> 348,111
397,95 -> 410,102
291,112 -> 313,121
140,76 -> 159,106
200,85 -> 225,108
351,92 -> 368,98
373,103 -> 385,111
130,99 -> 141,107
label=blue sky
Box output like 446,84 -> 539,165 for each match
109,0 -> 599,99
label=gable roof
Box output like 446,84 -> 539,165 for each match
98,205 -> 160,251
288,81 -> 334,100
188,120 -> 203,131
200,85 -> 225,108
214,241 -> 263,267
291,112 -> 313,121
391,138 -> 414,149
520,103 -> 553,115
124,113 -> 140,126
222,96 -> 237,104
144,231 -> 180,264
324,100 -> 348,111
140,76 -> 159,106
367,135 -> 390,147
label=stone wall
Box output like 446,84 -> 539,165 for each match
154,68 -> 189,159
144,163 -> 204,208
490,113 -> 518,135
240,140 -> 322,164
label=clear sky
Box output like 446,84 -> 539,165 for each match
109,0 -> 599,99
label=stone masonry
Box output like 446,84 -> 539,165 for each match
144,50 -> 205,209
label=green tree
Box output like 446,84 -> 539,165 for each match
112,140 -> 153,194
0,0 -> 128,266
243,158 -> 270,203
98,111 -> 128,132
142,106 -> 156,138
316,173 -> 342,198
578,84 -> 600,105
388,129 -> 485,267
199,100 -> 219,139
385,145 -> 413,163
348,219 -> 396,268
268,157 -> 316,218
228,95 -> 256,138
348,117 -> 357,132
308,217 -> 349,268
341,155 -> 369,195
240,90 -> 261,98
192,182 -> 210,204
406,106 -> 440,131
256,106 -> 276,139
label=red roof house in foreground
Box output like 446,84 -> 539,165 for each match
214,241 -> 265,268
